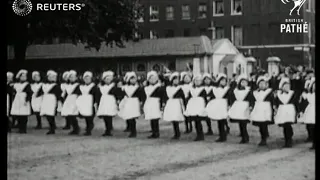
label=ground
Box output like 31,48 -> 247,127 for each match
8,115 -> 315,180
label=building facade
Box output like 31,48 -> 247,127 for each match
136,0 -> 315,68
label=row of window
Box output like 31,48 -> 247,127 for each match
122,63 -> 176,72
141,0 -> 314,22
148,26 -> 243,46
143,0 -> 242,22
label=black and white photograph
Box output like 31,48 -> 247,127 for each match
7,0 -> 315,179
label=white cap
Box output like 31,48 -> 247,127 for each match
16,69 -> 28,79
62,71 -> 70,80
169,72 -> 179,82
202,73 -> 212,80
256,76 -> 268,85
102,71 -> 115,80
216,73 -> 227,83
125,71 -> 137,82
278,77 -> 290,89
32,71 -> 40,80
180,71 -> 192,82
193,74 -> 203,82
7,72 -> 14,79
147,71 -> 158,81
69,70 -> 77,77
236,74 -> 248,84
83,71 -> 93,78
47,70 -> 57,77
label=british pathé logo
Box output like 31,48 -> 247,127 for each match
281,0 -> 306,16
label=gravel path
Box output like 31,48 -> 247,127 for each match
8,115 -> 315,180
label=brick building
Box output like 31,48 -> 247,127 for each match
136,0 -> 315,67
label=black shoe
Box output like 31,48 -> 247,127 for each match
258,140 -> 267,146
194,136 -> 204,141
171,135 -> 180,140
239,139 -> 249,144
215,138 -> 226,142
83,132 -> 91,136
46,130 -> 55,135
148,134 -> 155,139
283,143 -> 292,148
102,132 -> 113,136
63,126 -> 71,130
128,133 -> 137,138
68,131 -> 79,135
205,130 -> 214,135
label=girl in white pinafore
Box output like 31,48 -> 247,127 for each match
10,70 -> 33,134
31,71 -> 43,129
143,71 -> 163,139
163,72 -> 185,139
206,73 -> 232,142
39,70 -> 62,134
76,71 -> 99,136
203,73 -> 214,135
61,70 -> 81,135
7,72 -> 14,132
96,71 -> 121,136
180,71 -> 193,133
121,71 -> 145,138
250,76 -> 274,146
299,78 -> 315,149
60,71 -> 71,129
185,74 -> 207,141
118,72 -> 130,132
274,78 -> 300,148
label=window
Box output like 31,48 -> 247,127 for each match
183,29 -> 191,37
137,64 -> 146,72
182,5 -> 190,20
231,0 -> 242,15
153,64 -> 160,72
150,30 -> 159,39
213,0 -> 224,16
164,29 -> 174,37
168,62 -> 176,71
149,6 -> 159,22
122,64 -> 132,72
166,6 -> 174,20
198,3 -> 207,18
215,27 -> 224,39
231,26 -> 243,46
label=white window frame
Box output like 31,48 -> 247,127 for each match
150,30 -> 158,39
182,5 -> 191,20
149,6 -> 159,22
231,26 -> 243,46
166,6 -> 174,20
213,0 -> 224,16
198,3 -> 207,19
231,0 -> 242,15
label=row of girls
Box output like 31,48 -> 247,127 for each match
7,69 -> 315,149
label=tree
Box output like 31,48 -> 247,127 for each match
7,0 -> 142,67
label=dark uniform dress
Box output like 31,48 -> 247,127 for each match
180,83 -> 193,133
250,88 -> 275,146
77,83 -> 100,135
204,85 -> 214,135
120,84 -> 145,138
38,82 -> 62,134
185,86 -> 207,141
10,82 -> 33,134
274,90 -> 300,147
229,86 -> 254,143
163,85 -> 186,139
7,83 -> 14,132
96,82 -> 123,136
143,83 -> 165,139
